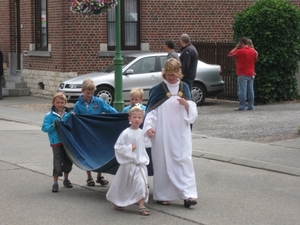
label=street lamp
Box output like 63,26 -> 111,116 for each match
113,0 -> 124,112
70,0 -> 123,111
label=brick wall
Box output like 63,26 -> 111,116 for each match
0,1 -> 15,64
2,0 -> 300,75
1,0 -> 300,99
141,0 -> 300,52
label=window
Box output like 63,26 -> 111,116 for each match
127,57 -> 156,74
159,56 -> 168,71
35,0 -> 48,51
107,0 -> 140,51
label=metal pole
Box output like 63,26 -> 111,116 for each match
113,0 -> 124,112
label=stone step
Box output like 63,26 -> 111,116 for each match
2,81 -> 30,97
6,81 -> 27,89
2,88 -> 30,97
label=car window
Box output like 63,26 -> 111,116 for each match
101,57 -> 136,72
127,57 -> 155,74
159,56 -> 167,71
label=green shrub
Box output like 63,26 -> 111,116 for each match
232,0 -> 300,104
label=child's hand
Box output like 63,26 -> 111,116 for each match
147,128 -> 155,138
132,144 -> 137,151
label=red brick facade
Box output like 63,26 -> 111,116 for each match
0,0 -> 300,78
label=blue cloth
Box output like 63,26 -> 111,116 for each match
237,75 -> 254,110
73,95 -> 118,114
56,113 -> 154,175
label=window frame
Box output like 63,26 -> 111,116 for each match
35,0 -> 48,51
107,0 -> 140,51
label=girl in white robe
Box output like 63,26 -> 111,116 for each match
106,105 -> 150,216
143,58 -> 198,208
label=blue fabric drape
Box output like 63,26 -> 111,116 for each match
56,113 -> 153,175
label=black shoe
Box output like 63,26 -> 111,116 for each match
184,198 -> 197,208
63,179 -> 73,188
52,183 -> 59,193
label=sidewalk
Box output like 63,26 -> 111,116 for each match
1,96 -> 300,176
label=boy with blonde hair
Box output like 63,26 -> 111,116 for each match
73,78 -> 118,186
122,87 -> 146,113
107,104 -> 150,216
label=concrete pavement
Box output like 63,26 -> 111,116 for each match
1,96 -> 300,225
1,96 -> 300,177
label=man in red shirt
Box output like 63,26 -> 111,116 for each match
229,37 -> 258,111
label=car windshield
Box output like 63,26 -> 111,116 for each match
100,56 -> 136,72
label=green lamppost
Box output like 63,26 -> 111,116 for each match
70,0 -> 123,111
113,0 -> 124,112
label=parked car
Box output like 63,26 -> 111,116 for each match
58,52 -> 224,106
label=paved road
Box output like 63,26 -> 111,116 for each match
1,96 -> 300,225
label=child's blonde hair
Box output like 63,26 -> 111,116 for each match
162,58 -> 183,80
129,103 -> 144,117
82,78 -> 96,91
248,39 -> 254,48
130,87 -> 144,99
52,92 -> 67,104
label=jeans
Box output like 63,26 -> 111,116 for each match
181,77 -> 194,93
52,145 -> 73,177
237,75 -> 254,110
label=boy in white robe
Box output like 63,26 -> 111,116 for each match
106,104 -> 150,216
143,58 -> 198,208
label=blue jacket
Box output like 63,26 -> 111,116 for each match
122,104 -> 146,113
73,95 -> 118,115
42,106 -> 71,145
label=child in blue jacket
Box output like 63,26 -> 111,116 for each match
42,92 -> 73,193
122,87 -> 146,113
73,78 -> 118,186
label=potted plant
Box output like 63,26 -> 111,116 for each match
70,0 -> 118,16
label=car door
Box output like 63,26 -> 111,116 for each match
122,56 -> 161,101
158,55 -> 168,71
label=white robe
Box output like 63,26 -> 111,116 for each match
106,128 -> 150,207
143,80 -> 198,201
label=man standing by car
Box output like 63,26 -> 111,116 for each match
228,37 -> 258,111
179,34 -> 198,92
164,39 -> 180,61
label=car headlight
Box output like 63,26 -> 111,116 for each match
63,84 -> 82,89
70,84 -> 82,89
59,83 -> 64,89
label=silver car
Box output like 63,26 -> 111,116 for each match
58,52 -> 224,106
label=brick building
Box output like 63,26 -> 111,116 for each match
0,0 -> 300,98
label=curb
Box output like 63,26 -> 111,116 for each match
192,150 -> 300,177
2,112 -> 300,177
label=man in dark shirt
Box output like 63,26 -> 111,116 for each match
179,34 -> 198,92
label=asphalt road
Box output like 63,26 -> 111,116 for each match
1,122 -> 300,225
1,96 -> 300,225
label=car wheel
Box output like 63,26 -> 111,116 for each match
94,86 -> 114,105
192,83 -> 206,106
